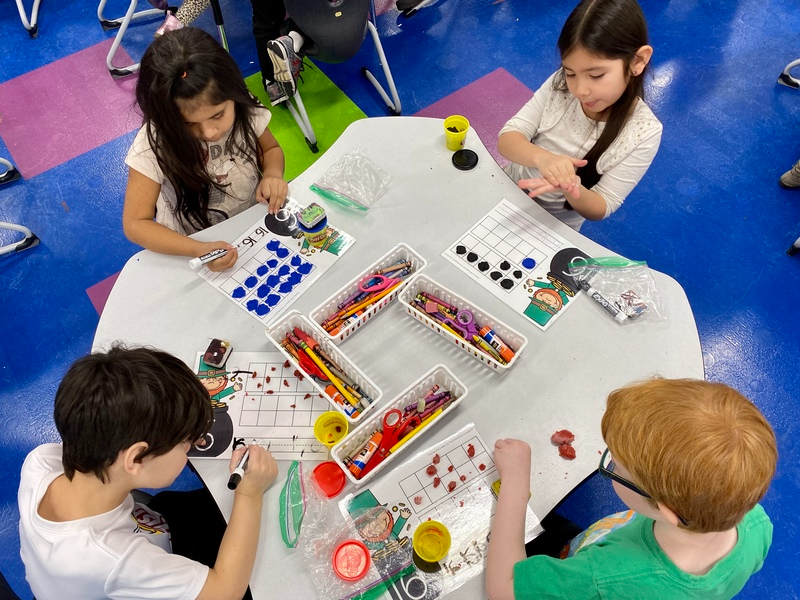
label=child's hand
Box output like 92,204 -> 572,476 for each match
519,175 -> 582,200
195,241 -> 238,272
493,439 -> 531,490
231,444 -> 278,498
536,152 -> 587,194
256,176 -> 289,214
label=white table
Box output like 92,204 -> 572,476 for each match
94,117 -> 704,599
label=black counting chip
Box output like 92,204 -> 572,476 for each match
490,271 -> 503,280
513,270 -> 523,279
467,252 -> 479,262
478,261 -> 490,271
455,245 -> 467,254
499,260 -> 511,270
500,279 -> 514,289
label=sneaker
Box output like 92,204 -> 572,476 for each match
155,13 -> 182,37
267,36 -> 303,98
396,0 -> 424,10
779,161 -> 800,189
147,0 -> 169,9
264,79 -> 288,106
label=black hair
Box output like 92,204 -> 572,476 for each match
554,0 -> 651,189
54,346 -> 212,482
135,27 -> 263,232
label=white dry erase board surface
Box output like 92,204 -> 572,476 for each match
338,424 -> 541,600
197,198 -> 355,325
443,199 -> 591,331
189,351 -> 331,461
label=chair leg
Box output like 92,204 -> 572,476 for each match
778,58 -> 800,89
15,0 -> 42,37
97,0 -> 163,79
363,21 -> 402,115
284,91 -> 319,153
0,158 -> 21,186
788,237 -> 800,256
0,222 -> 40,256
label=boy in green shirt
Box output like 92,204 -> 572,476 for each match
486,378 -> 777,600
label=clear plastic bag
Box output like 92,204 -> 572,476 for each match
297,467 -> 413,600
567,257 -> 666,323
310,150 -> 393,211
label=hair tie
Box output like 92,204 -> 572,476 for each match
182,71 -> 187,79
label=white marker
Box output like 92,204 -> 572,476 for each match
227,449 -> 250,490
189,248 -> 229,269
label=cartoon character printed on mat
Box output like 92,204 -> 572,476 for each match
346,490 -> 412,562
524,280 -> 570,327
189,364 -> 238,458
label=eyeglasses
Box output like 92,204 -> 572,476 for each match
598,448 -> 689,527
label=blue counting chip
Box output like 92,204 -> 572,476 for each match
246,299 -> 259,311
266,240 -> 280,252
278,264 -> 291,276
276,247 -> 290,259
287,272 -> 302,284
279,281 -> 294,294
266,294 -> 281,307
244,275 -> 258,288
290,255 -> 302,267
267,274 -> 280,287
257,284 -> 271,298
297,262 -> 313,275
267,258 -> 279,268
255,303 -> 271,316
256,265 -> 269,277
522,257 -> 536,270
232,287 -> 246,299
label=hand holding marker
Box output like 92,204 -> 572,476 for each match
228,441 -> 249,490
189,248 -> 230,269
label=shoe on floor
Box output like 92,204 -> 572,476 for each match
264,79 -> 288,106
155,13 -> 182,37
779,161 -> 800,189
267,36 -> 303,98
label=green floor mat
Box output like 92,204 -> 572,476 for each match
246,63 -> 367,181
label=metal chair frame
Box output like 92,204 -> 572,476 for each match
284,7 -> 401,153
15,0 -> 42,37
0,158 -> 39,257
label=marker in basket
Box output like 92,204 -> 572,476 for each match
478,326 -> 515,363
189,248 -> 229,269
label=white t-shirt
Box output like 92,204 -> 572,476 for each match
18,444 -> 208,600
500,71 -> 662,230
125,107 -> 272,234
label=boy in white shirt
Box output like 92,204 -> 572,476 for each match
18,346 -> 277,600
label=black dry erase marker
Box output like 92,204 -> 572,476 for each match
227,448 -> 250,490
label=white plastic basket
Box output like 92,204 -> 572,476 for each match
331,364 -> 467,488
398,274 -> 528,372
309,243 -> 427,344
265,310 -> 382,424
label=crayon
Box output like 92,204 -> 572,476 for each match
388,409 -> 442,454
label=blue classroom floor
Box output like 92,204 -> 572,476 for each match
1,0 -> 799,598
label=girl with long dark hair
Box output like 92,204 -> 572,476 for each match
498,0 -> 661,231
123,28 -> 287,271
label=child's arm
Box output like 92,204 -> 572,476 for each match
197,444 -> 278,600
255,127 -> 288,215
486,438 -> 531,600
518,175 -> 608,221
122,167 -> 238,272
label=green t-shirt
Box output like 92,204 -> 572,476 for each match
513,504 -> 772,600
